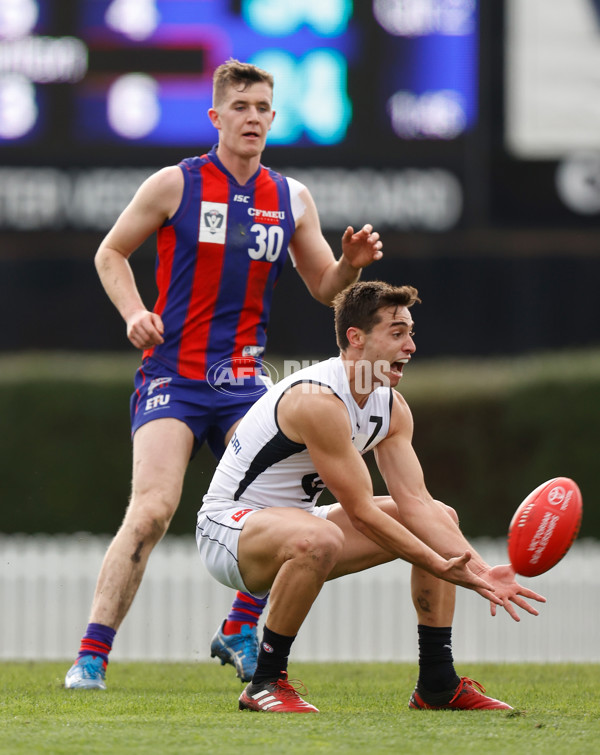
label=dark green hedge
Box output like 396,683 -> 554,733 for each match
1,354 -> 599,538
408,379 -> 600,538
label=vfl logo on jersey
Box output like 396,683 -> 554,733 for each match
205,209 -> 223,231
199,201 -> 227,244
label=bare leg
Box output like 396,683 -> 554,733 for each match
89,418 -> 194,629
238,508 -> 344,636
411,567 -> 456,626
410,501 -> 460,625
409,505 -> 459,701
323,496 -> 459,697
236,507 -> 343,703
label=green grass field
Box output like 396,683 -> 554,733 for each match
2,662 -> 599,754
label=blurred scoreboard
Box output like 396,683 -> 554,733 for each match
0,0 -> 479,163
0,0 -> 480,231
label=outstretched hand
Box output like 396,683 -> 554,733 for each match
341,224 -> 383,269
484,563 -> 547,622
440,557 -> 546,623
440,552 -> 502,607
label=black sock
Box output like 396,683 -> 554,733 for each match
416,625 -> 460,695
251,625 -> 295,686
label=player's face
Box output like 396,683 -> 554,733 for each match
210,82 -> 275,159
361,306 -> 416,388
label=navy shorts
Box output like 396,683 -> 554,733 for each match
130,358 -> 272,459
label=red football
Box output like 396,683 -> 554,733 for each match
507,477 -> 582,577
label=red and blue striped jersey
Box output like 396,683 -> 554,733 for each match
144,146 -> 297,380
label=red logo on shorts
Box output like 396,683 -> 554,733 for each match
231,508 -> 253,522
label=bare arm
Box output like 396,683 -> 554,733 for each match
94,166 -> 184,349
374,391 -> 546,621
289,187 -> 383,305
277,387 -> 498,597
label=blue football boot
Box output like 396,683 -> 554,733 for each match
64,655 -> 107,690
210,621 -> 258,682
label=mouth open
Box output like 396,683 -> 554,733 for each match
390,358 -> 409,378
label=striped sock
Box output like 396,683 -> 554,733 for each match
77,622 -> 116,667
223,591 -> 268,635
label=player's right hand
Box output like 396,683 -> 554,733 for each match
441,551 -> 503,605
484,563 -> 546,622
126,310 -> 165,349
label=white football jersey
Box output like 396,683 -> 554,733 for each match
201,356 -> 393,513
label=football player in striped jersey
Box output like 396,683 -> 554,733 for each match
65,59 -> 383,691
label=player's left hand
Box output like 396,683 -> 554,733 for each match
484,563 -> 547,622
341,224 -> 383,268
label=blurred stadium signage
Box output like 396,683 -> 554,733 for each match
0,165 -> 462,231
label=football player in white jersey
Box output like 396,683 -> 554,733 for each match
197,280 -> 545,713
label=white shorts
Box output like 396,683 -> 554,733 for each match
196,503 -> 331,599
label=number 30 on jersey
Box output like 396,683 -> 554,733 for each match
248,223 -> 285,262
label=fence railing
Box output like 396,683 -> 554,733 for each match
1,534 -> 596,663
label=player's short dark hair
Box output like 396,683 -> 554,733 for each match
212,59 -> 274,107
333,280 -> 420,350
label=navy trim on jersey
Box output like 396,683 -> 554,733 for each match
234,429 -> 305,501
234,378 -> 348,501
273,379 -> 345,430
360,390 -> 393,451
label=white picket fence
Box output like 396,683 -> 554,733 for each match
1,534 -> 597,663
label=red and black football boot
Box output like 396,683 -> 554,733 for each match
409,677 -> 513,710
239,671 -> 319,713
